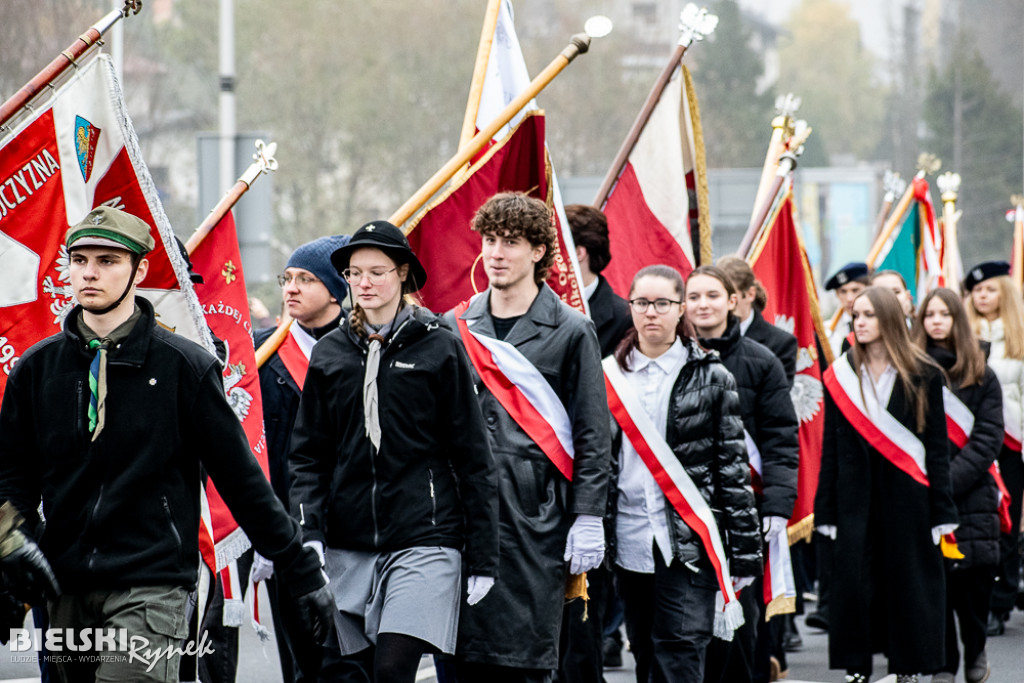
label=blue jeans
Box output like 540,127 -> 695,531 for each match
616,552 -> 717,683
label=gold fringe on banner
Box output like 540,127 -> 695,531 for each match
787,513 -> 815,545
765,595 -> 797,621
683,65 -> 713,267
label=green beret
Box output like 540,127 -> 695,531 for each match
66,206 -> 155,255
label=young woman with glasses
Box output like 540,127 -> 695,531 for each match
606,264 -> 761,682
287,221 -> 499,683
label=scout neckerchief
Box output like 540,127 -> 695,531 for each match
454,298 -> 574,479
823,353 -> 929,487
362,306 -> 413,452
603,356 -> 744,639
942,386 -> 1014,534
77,306 -> 141,441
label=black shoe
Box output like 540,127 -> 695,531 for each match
804,610 -> 828,631
985,612 -> 1005,637
602,636 -> 623,669
782,631 -> 802,651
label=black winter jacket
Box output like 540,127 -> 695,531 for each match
745,307 -> 798,387
701,316 -> 800,519
288,306 -> 499,577
608,337 -> 763,579
927,343 -> 1004,569
255,316 -> 340,505
0,300 -> 324,596
589,275 -> 632,358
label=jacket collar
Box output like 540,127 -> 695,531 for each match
63,297 -> 155,368
460,282 -> 561,346
697,314 -> 741,357
588,276 -> 615,327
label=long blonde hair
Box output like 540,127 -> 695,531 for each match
852,287 -> 940,431
966,275 -> 1024,360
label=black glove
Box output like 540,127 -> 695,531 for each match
1,534 -> 60,606
295,583 -> 334,646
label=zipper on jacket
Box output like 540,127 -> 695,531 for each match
161,495 -> 184,561
85,483 -> 105,570
369,446 -> 380,547
427,468 -> 437,526
76,379 -> 85,440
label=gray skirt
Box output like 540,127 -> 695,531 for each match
325,545 -> 462,655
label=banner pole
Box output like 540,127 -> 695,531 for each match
390,31 -> 593,228
0,1 -> 143,130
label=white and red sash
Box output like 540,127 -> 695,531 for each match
276,323 -> 317,390
943,386 -> 1014,533
454,301 -> 574,479
603,357 -> 744,636
744,431 -> 796,616
823,354 -> 929,487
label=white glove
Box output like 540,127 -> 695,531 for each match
763,516 -> 788,540
563,514 -> 605,575
250,552 -> 274,583
466,575 -> 495,606
816,525 -> 837,540
931,523 -> 958,546
733,576 -> 756,592
304,540 -> 326,567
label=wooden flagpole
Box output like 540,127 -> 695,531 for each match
185,140 -> 278,254
747,94 -> 800,234
865,175 -> 919,266
390,31 -> 593,228
937,172 -> 962,288
592,4 -> 718,210
873,171 -> 906,240
457,0 -> 502,153
737,123 -> 811,259
0,1 -> 143,131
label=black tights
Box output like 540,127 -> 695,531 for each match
374,632 -> 430,683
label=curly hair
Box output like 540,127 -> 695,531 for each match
471,192 -> 557,285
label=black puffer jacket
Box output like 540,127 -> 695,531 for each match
288,306 -> 499,577
745,307 -> 798,387
927,343 -> 1004,569
608,337 -> 763,579
701,316 -> 799,520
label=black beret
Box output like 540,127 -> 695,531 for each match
825,262 -> 869,291
963,260 -> 1011,292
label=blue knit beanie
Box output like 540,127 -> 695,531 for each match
286,235 -> 351,302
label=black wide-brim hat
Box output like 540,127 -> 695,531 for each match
963,260 -> 1011,292
330,220 -> 427,292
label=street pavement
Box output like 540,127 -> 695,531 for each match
0,591 -> 1021,682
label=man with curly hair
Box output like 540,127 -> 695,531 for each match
446,192 -> 610,682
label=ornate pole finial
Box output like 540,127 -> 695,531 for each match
788,119 -> 811,157
882,170 -> 906,201
678,4 -> 718,48
122,0 -> 143,17
916,153 -> 941,177
253,139 -> 278,174
937,172 -> 961,201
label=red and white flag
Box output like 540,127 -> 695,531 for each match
405,0 -> 585,314
600,64 -> 705,296
0,52 -> 211,400
189,212 -> 270,569
747,193 -> 826,540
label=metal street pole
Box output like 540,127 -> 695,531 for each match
219,0 -> 237,194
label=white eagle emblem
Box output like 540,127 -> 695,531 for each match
42,245 -> 76,325
791,373 -> 823,424
220,339 -> 253,423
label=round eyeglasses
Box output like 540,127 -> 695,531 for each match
628,298 -> 681,314
342,266 -> 398,285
